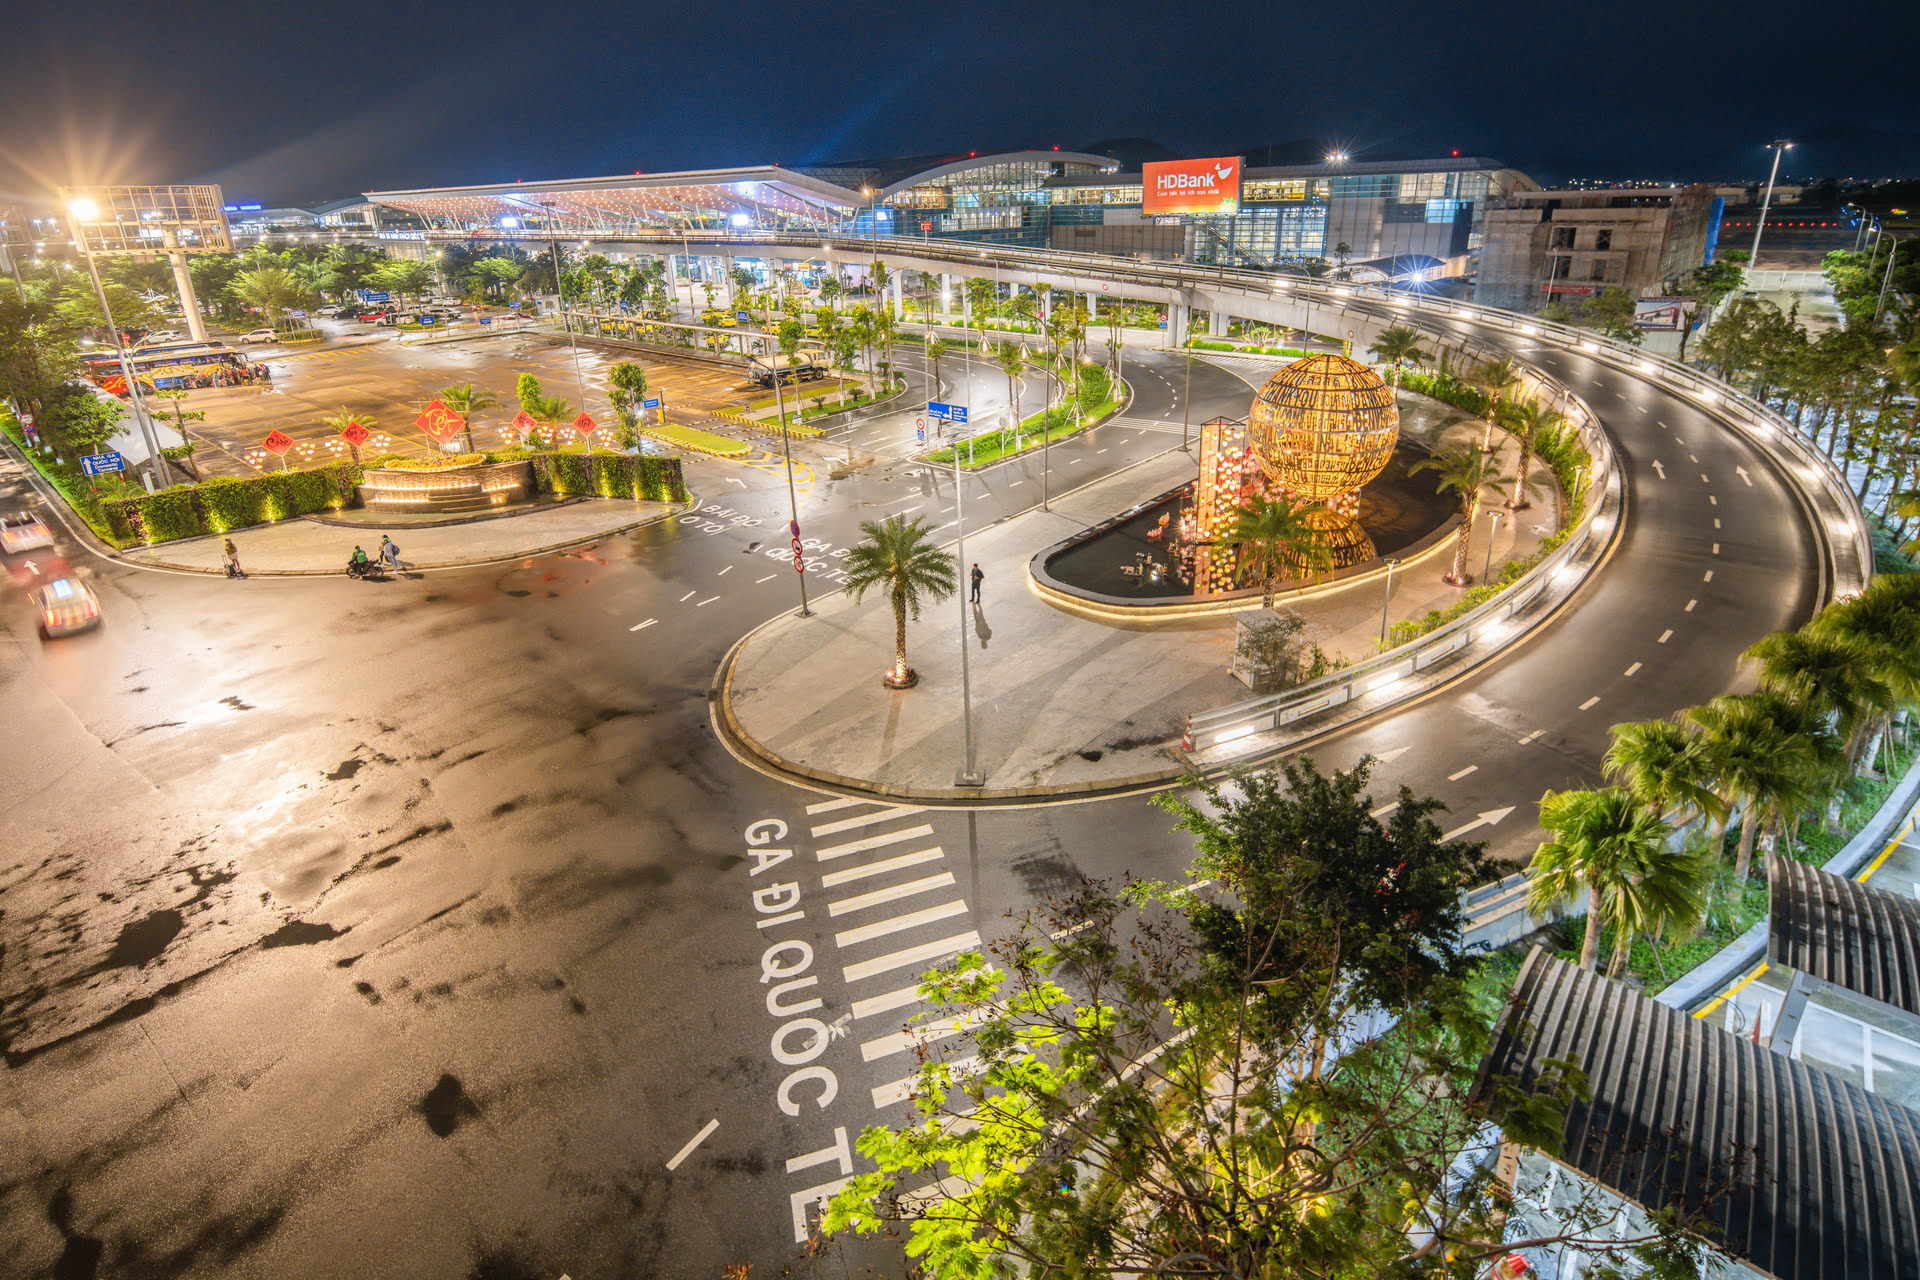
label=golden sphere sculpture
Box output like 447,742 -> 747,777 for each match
1292,507 -> 1377,575
1248,353 -> 1399,502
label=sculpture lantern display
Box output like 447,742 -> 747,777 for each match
1247,352 -> 1399,513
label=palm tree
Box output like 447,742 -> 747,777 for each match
438,383 -> 499,454
319,407 -> 373,465
1526,787 -> 1710,973
522,392 -> 575,450
841,515 -> 958,689
1807,575 -> 1920,771
995,341 -> 1027,446
1478,356 -> 1524,418
1411,445 -> 1515,585
1501,398 -> 1566,512
1224,494 -> 1327,607
230,265 -> 302,332
1688,692 -> 1838,879
1745,628 -> 1893,770
1603,719 -> 1725,827
1366,326 -> 1429,388
925,335 -> 948,401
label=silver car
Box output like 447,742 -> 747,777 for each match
0,511 -> 54,554
32,577 -> 101,638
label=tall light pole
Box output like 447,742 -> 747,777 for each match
1873,237 -> 1899,326
538,203 -> 590,426
1748,139 -> 1793,266
67,197 -> 168,491
768,327 -> 811,618
952,338 -> 981,786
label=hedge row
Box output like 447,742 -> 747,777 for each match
528,451 -> 687,502
105,464 -> 363,544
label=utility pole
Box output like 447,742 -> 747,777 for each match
1748,139 -> 1792,266
541,202 -> 590,422
952,338 -> 981,785
68,197 -> 169,491
770,331 -> 811,617
1874,237 -> 1899,326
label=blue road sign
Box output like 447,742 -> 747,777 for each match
642,397 -> 661,409
289,309 -> 307,318
81,451 -> 125,475
916,422 -> 925,444
735,311 -> 750,324
359,290 -> 391,302
949,405 -> 967,424
928,401 -> 967,423
417,315 -> 438,326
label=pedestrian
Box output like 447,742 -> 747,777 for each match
379,535 -> 402,571
223,537 -> 245,579
970,562 -> 983,603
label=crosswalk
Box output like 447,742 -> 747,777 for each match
799,795 -> 982,1111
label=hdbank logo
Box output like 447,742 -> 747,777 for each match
1143,157 -> 1242,214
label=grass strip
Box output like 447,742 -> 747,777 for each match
642,422 -> 751,458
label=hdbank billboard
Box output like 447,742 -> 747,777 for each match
1143,156 -> 1242,216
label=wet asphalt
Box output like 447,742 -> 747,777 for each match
0,341 -> 1819,1279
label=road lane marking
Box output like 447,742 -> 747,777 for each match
1518,730 -> 1545,744
665,1119 -> 720,1171
679,590 -> 696,601
862,1016 -> 966,1063
805,796 -> 864,815
1096,448 -> 1108,454
1658,629 -> 1673,643
810,805 -> 923,837
1709,495 -> 1717,505
1702,570 -> 1713,582
756,574 -> 777,583
1700,473 -> 1709,483
629,618 -> 656,632
1370,800 -> 1399,819
696,596 -> 719,606
816,825 -> 935,861
1714,519 -> 1721,529
829,874 -> 957,917
1685,599 -> 1698,611
851,986 -> 923,1020
872,1055 -> 980,1109
820,848 -> 946,887
834,900 -> 969,948
1689,454 -> 1698,463
1579,696 -> 1601,710
1712,543 -> 1720,554
718,565 -> 732,575
1447,765 -> 1478,781
842,931 -> 981,983
1624,662 -> 1642,676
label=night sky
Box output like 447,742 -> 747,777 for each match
3,0 -> 1916,209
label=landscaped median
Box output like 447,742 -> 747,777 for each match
929,367 -> 1125,470
641,422 -> 752,458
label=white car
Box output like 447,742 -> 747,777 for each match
32,578 -> 100,638
0,511 -> 54,553
238,327 -> 280,344
316,304 -> 343,317
135,330 -> 183,347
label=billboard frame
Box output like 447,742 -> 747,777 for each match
1143,157 -> 1243,217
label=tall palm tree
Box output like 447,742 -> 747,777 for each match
1224,494 -> 1327,607
841,515 -> 958,689
995,341 -> 1027,445
925,335 -> 948,400
1526,787 -> 1710,973
1411,445 -> 1514,585
1477,356 -> 1524,419
522,392 -> 575,451
1808,575 -> 1920,771
1501,398 -> 1566,512
1745,628 -> 1893,770
1687,692 -> 1834,879
438,384 -> 499,454
1365,326 -> 1429,388
1603,719 -> 1725,827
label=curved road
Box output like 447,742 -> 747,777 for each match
0,312 -> 1822,1277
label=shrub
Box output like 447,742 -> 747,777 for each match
104,463 -> 363,544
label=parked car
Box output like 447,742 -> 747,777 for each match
374,312 -> 410,327
238,327 -> 280,344
357,308 -> 391,323
0,510 -> 54,554
316,304 -> 343,317
31,577 -> 100,638
134,330 -> 183,348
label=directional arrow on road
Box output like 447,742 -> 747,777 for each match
1441,807 -> 1518,842
1651,460 -> 1667,480
1735,466 -> 1753,486
1372,745 -> 1414,765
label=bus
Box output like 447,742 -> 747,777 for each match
82,343 -> 250,393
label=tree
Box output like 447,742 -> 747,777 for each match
826,758 -> 1704,1279
229,266 -> 303,331
606,362 -> 648,445
149,389 -> 205,480
1579,288 -> 1645,345
1745,628 -> 1893,770
320,244 -> 384,298
1224,492 -> 1327,606
369,259 -> 434,302
438,383 -> 498,453
1603,719 -> 1724,827
1476,356 -> 1524,427
924,334 -> 947,399
1527,787 -> 1710,973
1411,444 -> 1514,585
1687,693 -> 1835,879
994,340 -> 1026,445
1668,259 -> 1745,362
1500,397 -> 1566,512
1366,325 -> 1428,388
839,514 -> 957,689
1806,574 -> 1920,771
55,278 -> 157,338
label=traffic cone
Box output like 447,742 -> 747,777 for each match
1181,715 -> 1193,753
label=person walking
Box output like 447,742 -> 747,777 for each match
970,562 -> 983,603
379,535 -> 402,572
223,537 -> 245,579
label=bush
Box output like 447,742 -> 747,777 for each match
525,451 -> 687,502
104,463 -> 362,544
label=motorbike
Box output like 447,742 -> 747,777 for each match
345,558 -> 384,580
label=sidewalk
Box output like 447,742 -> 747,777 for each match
121,498 -> 681,575
720,412 -> 1551,800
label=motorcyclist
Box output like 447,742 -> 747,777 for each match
347,545 -> 373,577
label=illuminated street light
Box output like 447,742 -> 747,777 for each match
1749,139 -> 1793,265
1326,151 -> 1348,165
66,195 -> 168,489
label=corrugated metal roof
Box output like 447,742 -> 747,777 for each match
1768,854 -> 1920,1018
1472,948 -> 1920,1280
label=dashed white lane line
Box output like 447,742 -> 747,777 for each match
1657,420 -> 1669,429
679,590 -> 696,602
1703,570 -> 1713,582
1714,518 -> 1721,529
1579,696 -> 1602,710
1370,800 -> 1400,819
1624,662 -> 1642,677
1685,599 -> 1698,612
1518,729 -> 1545,744
665,1119 -> 720,1171
1709,495 -> 1717,505
1712,543 -> 1720,554
696,595 -> 720,606
718,565 -> 732,575
756,573 -> 777,583
1447,765 -> 1478,781
1096,448 -> 1108,454
1689,454 -> 1698,463
1700,473 -> 1710,483
629,618 -> 657,632
1009,480 -> 1024,486
1658,629 -> 1673,643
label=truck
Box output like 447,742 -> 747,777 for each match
748,353 -> 823,387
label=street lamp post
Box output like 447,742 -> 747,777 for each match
1378,557 -> 1399,645
1482,509 -> 1505,584
538,203 -> 590,427
1873,237 -> 1899,326
1181,289 -> 1195,452
67,197 -> 169,491
1749,139 -> 1793,266
951,348 -> 981,784
769,331 -> 811,618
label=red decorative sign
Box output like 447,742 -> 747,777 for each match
512,409 -> 537,437
573,411 -> 596,440
414,398 -> 468,443
262,430 -> 294,456
340,420 -> 370,447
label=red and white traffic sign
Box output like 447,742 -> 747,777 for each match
339,420 -> 370,447
573,411 -> 596,440
262,430 -> 294,456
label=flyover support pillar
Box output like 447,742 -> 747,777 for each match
1167,301 -> 1187,350
1209,308 -> 1227,338
941,273 -> 953,318
163,229 -> 208,343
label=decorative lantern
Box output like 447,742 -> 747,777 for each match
1248,353 -> 1399,505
